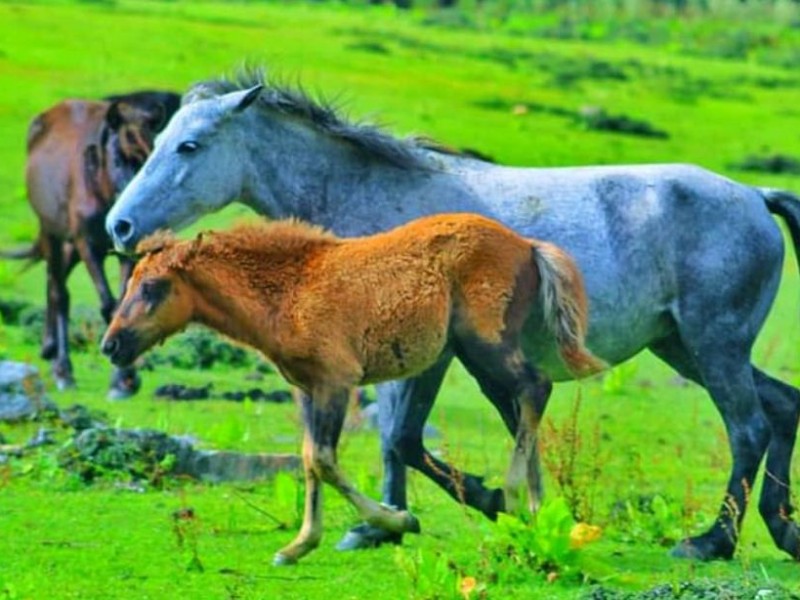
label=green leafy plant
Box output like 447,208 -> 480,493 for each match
479,497 -> 599,584
609,493 -> 685,547
395,547 -> 469,600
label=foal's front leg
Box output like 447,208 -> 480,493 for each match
274,389 -> 420,565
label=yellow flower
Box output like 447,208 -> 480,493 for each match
569,522 -> 602,548
459,576 -> 477,599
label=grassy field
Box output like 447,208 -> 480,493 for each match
2,1 -> 800,598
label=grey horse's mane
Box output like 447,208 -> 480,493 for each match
184,67 -> 462,171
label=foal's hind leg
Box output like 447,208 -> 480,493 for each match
753,368 -> 800,558
650,331 -> 771,560
454,339 -> 551,515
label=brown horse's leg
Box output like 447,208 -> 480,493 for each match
107,255 -> 141,399
74,237 -> 140,398
74,236 -> 116,322
275,390 -> 419,565
44,235 -> 76,390
39,236 -> 58,361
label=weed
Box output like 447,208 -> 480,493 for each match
395,547 -> 470,600
609,494 -> 685,547
540,391 -> 606,522
172,504 -> 205,573
478,497 -> 600,585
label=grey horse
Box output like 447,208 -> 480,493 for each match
106,70 -> 800,561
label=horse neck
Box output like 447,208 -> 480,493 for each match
238,115 -> 469,231
180,244 -> 310,356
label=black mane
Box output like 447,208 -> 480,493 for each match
185,67 -> 456,170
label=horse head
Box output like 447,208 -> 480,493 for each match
106,86 -> 263,253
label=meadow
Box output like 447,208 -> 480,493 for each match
1,1 -> 800,598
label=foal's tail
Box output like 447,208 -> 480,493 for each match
531,241 -> 607,378
762,188 -> 800,278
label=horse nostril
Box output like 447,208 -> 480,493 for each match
112,218 -> 135,244
102,337 -> 119,357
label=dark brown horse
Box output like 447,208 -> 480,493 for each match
2,91 -> 180,396
101,213 -> 604,564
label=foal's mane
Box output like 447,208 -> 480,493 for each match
184,66 -> 461,171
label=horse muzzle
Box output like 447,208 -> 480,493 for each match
101,328 -> 140,367
107,214 -> 139,253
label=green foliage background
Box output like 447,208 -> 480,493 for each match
1,1 -> 800,598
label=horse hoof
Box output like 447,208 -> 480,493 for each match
55,375 -> 76,391
107,386 -> 135,401
401,511 -> 421,535
670,534 -> 734,561
272,552 -> 297,566
108,369 -> 141,400
335,524 -> 403,551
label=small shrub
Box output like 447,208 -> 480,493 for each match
0,298 -> 33,326
18,304 -> 105,352
395,547 -> 466,600
608,493 -> 685,547
144,327 -> 256,370
583,577 -> 800,599
578,106 -> 669,139
479,497 -> 600,584
729,154 -> 800,176
58,427 -> 192,486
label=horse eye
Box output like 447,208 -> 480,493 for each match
140,279 -> 171,307
176,141 -> 199,154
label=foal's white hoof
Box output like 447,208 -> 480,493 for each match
272,552 -> 297,566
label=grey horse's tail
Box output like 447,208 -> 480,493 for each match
762,188 -> 800,278
531,241 -> 607,378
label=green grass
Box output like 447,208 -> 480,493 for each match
1,1 -> 800,598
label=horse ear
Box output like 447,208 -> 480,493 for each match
221,85 -> 263,115
106,101 -> 126,130
146,103 -> 167,132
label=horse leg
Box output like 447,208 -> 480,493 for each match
39,234 -> 57,361
650,332 -> 771,560
75,237 -> 140,399
74,236 -> 116,322
109,254 -> 141,397
45,235 -> 75,390
338,352 -> 510,551
753,368 -> 800,558
455,339 -> 551,514
275,390 -> 419,565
